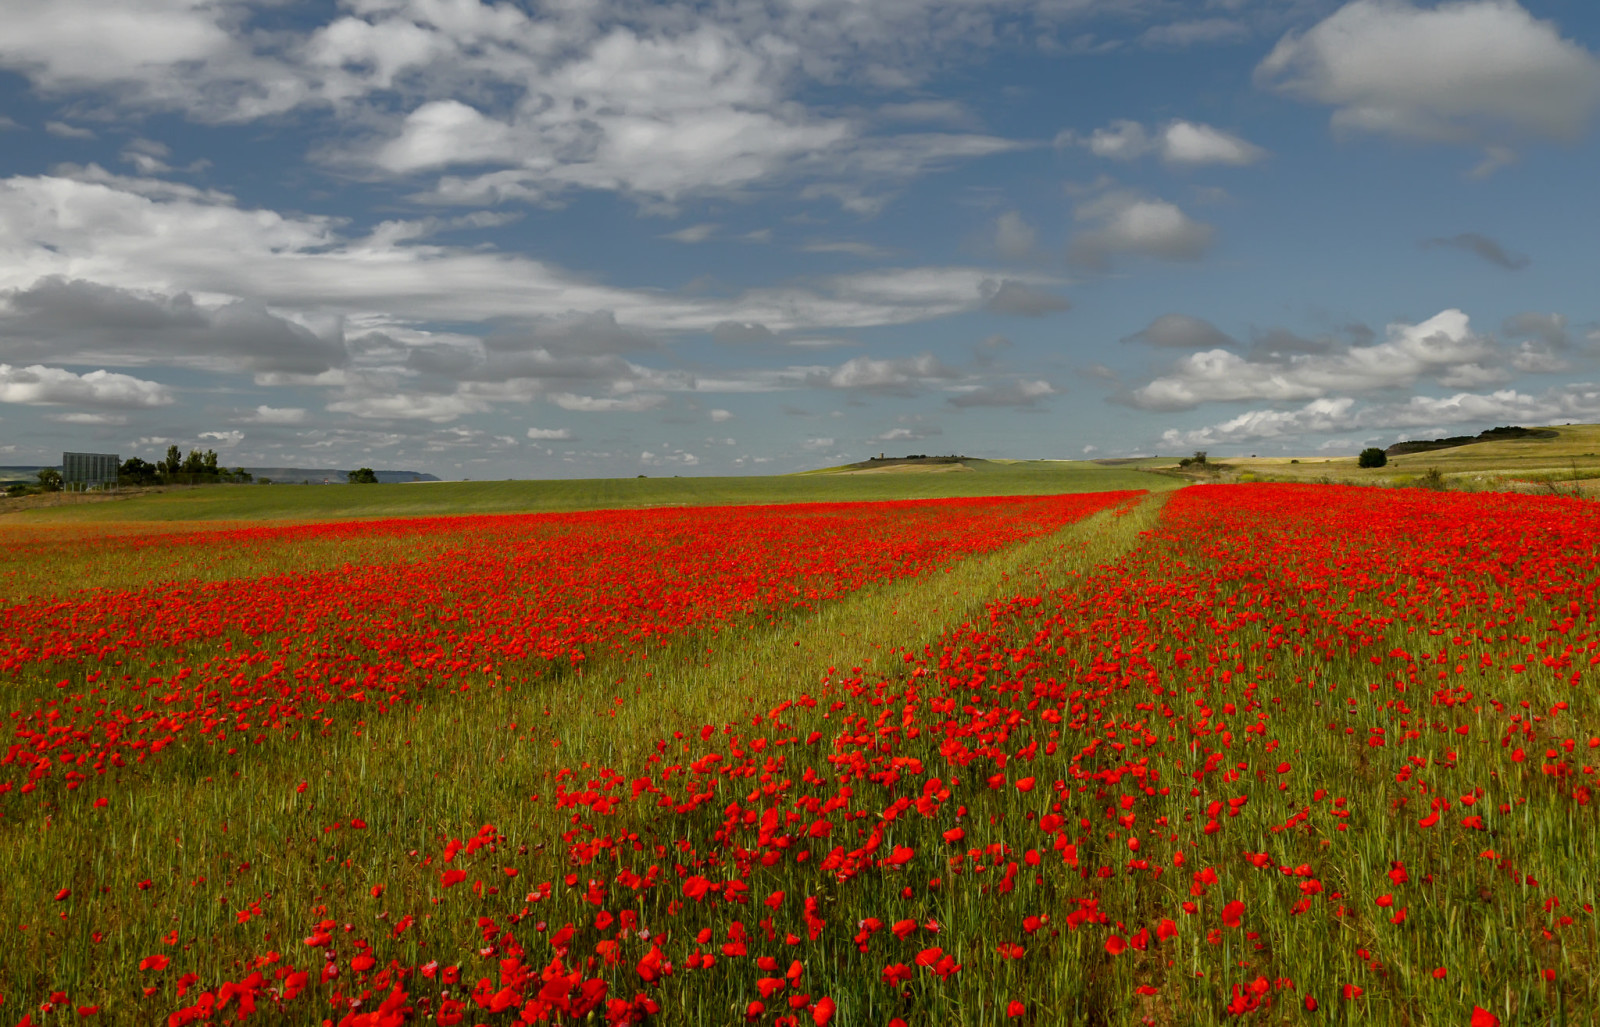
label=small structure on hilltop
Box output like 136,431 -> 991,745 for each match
62,451 -> 119,490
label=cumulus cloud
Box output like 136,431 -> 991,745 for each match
708,408 -> 733,422
2,0 -> 1056,210
1257,0 -> 1600,160
199,429 -> 244,447
1069,189 -> 1215,270
1162,383 -> 1600,448
0,363 -> 174,407
1129,309 -> 1495,410
1122,313 -> 1236,349
813,353 -> 957,395
526,427 -> 572,440
1063,119 -> 1267,166
1423,232 -> 1529,270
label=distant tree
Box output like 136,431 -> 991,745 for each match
119,457 -> 159,486
1192,451 -> 1209,466
6,483 -> 30,497
1358,447 -> 1388,468
36,468 -> 62,492
229,467 -> 254,484
348,467 -> 379,484
161,444 -> 183,480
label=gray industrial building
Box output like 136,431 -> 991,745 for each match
62,452 -> 119,490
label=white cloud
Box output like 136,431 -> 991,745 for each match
874,426 -> 941,442
709,408 -> 733,422
245,405 -> 307,425
1079,119 -> 1150,159
0,175 -> 1071,339
199,429 -> 244,447
1163,383 -> 1600,448
1,1 -> 1043,208
1160,121 -> 1267,166
1064,119 -> 1266,166
1069,189 -> 1215,269
327,392 -> 488,422
1140,18 -> 1251,49
548,392 -> 666,412
45,411 -> 127,425
802,240 -> 894,258
1130,309 -> 1494,410
373,101 -> 516,174
45,121 -> 95,139
1257,0 -> 1600,157
526,427 -> 573,440
0,363 -> 173,407
947,378 -> 1055,409
1511,342 -> 1569,374
816,353 -> 957,394
664,223 -> 718,243
993,211 -> 1039,262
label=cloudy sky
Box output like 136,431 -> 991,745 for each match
2,0 -> 1599,477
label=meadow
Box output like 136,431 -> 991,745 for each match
1187,424 -> 1600,497
0,472 -> 1592,1027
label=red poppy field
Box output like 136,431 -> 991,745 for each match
1,484 -> 1595,1026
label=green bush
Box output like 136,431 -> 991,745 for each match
1358,447 -> 1388,468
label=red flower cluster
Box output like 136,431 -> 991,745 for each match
5,483 -> 1590,1024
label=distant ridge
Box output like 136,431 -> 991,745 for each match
1384,426 -> 1557,457
3,466 -> 439,484
245,468 -> 440,484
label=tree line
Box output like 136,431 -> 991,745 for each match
115,446 -> 254,486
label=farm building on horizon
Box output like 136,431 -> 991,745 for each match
63,451 -> 119,490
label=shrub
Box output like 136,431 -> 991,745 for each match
1358,447 -> 1388,468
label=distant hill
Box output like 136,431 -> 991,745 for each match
1384,425 -> 1557,457
245,468 -> 440,484
4,466 -> 439,485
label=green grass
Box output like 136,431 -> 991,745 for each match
1203,423 -> 1600,491
2,462 -> 1174,525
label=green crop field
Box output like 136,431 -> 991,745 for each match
0,459 -> 1174,525
1185,424 -> 1600,494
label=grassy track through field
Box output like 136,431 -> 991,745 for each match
0,492 -> 1164,1022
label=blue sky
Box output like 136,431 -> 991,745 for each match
2,0 -> 1598,478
